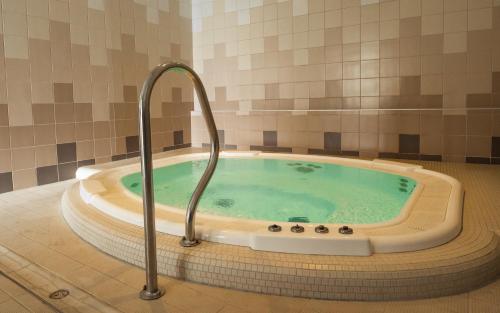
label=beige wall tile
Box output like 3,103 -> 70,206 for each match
444,11 -> 467,33
380,1 -> 399,21
2,0 -> 27,14
422,0 -> 444,16
468,8 -> 492,30
76,140 -> 94,160
422,14 -> 443,35
3,13 -> 27,37
444,0 -> 467,12
0,0 -> 192,191
400,0 -> 421,18
11,147 -> 35,170
34,124 -> 55,145
0,148 -> 11,172
443,32 -> 467,53
420,134 -> 442,154
12,168 -> 36,189
466,135 -> 491,156
27,0 -> 48,18
55,123 -> 75,143
3,36 -> 29,59
35,144 -> 56,166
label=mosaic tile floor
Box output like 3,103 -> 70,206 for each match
0,159 -> 498,312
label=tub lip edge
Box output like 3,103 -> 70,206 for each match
72,151 -> 463,256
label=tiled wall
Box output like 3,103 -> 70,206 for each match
190,0 -> 500,164
0,0 -> 193,193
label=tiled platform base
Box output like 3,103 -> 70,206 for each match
62,162 -> 500,301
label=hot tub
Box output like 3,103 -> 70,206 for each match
72,151 -> 463,256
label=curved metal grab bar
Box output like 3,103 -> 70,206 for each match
138,62 -> 220,300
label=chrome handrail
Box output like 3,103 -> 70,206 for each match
138,62 -> 220,300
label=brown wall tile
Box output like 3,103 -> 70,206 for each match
53,83 -> 74,103
75,103 -> 93,122
32,103 -> 55,125
0,127 -> 9,149
467,111 -> 492,136
0,104 -> 8,126
444,115 -> 466,135
55,103 -> 75,123
444,135 -> 466,155
123,86 -> 138,102
420,135 -> 442,155
34,125 -> 56,145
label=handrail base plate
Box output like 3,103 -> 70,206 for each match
180,237 -> 201,247
139,286 -> 165,300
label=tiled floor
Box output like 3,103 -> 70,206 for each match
0,161 -> 498,312
0,274 -> 56,313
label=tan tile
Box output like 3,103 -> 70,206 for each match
0,104 -> 8,127
55,103 -> 75,123
341,112 -> 359,132
400,17 -> 421,37
420,134 -> 442,154
466,136 -> 491,157
420,112 -> 443,134
53,83 -> 74,103
76,140 -> 94,161
380,38 -> 399,58
94,138 -> 111,157
34,124 -> 55,145
422,55 -> 443,74
32,103 -> 54,125
12,168 -> 37,189
360,133 -> 378,151
5,59 -> 30,86
467,111 -> 492,136
35,145 -> 57,167
0,149 -> 11,172
11,147 -> 35,170
31,81 -> 54,103
0,127 -> 9,149
75,103 -> 93,122
443,53 -> 466,74
398,111 -> 420,134
360,112 -> 378,133
9,126 -> 34,148
379,133 -> 398,152
444,115 -> 466,135
49,20 -> 70,43
29,38 -> 52,82
444,135 -> 466,154
56,123 -> 75,143
93,121 -> 110,139
361,41 -> 379,60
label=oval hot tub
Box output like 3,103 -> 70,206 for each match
122,158 -> 418,226
69,151 -> 463,256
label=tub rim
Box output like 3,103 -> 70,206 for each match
73,151 -> 463,256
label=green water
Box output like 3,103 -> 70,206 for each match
121,158 -> 416,224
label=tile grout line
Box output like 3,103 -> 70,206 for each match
0,243 -> 124,313
0,269 -> 61,313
